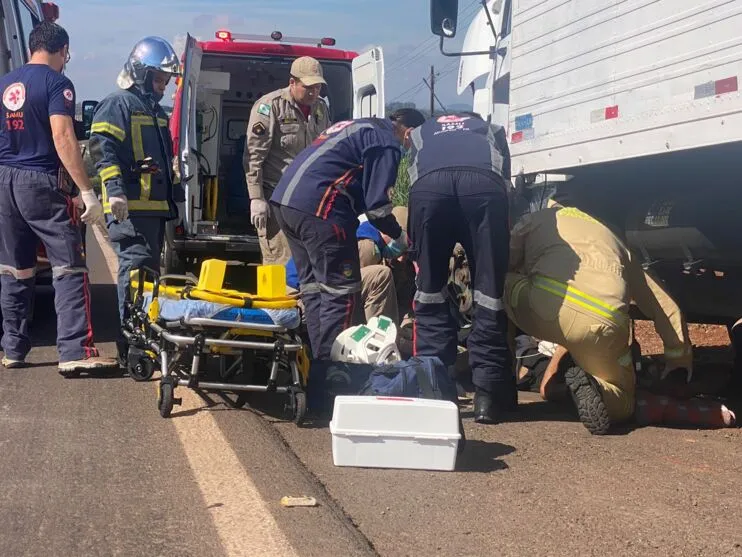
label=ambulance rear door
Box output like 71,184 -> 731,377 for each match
352,46 -> 385,118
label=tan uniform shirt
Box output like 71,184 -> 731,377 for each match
509,204 -> 691,364
244,87 -> 331,200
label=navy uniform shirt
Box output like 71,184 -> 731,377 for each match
0,64 -> 76,174
407,113 -> 511,185
270,118 -> 403,239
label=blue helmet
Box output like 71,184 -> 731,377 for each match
117,36 -> 181,91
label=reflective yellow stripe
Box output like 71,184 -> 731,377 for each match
91,122 -> 126,142
558,206 -> 600,225
130,117 -> 152,202
532,275 -> 624,324
99,165 -> 121,182
157,118 -> 168,127
103,199 -> 170,213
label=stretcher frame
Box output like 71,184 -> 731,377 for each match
122,266 -> 308,424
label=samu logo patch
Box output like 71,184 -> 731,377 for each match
2,83 -> 25,111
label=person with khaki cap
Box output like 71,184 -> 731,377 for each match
244,56 -> 332,265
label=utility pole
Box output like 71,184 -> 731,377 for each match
429,65 -> 435,116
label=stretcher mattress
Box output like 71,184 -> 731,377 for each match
143,295 -> 301,329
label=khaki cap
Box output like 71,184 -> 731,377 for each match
290,56 -> 326,87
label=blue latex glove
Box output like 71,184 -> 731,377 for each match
382,230 -> 409,259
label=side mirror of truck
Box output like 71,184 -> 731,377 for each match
79,100 -> 98,140
431,0 -> 459,38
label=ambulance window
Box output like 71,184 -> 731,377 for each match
500,0 -> 512,38
14,0 -> 39,56
359,87 -> 377,118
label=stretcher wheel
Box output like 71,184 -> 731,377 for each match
129,357 -> 155,382
158,381 -> 174,418
292,391 -> 307,426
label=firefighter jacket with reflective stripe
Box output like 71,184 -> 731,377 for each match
270,118 -> 403,239
407,113 -> 510,186
88,88 -> 183,218
509,204 -> 691,364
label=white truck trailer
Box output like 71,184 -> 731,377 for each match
431,0 -> 742,326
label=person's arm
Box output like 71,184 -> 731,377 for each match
89,98 -> 133,192
50,115 -> 92,192
47,78 -> 92,192
625,250 -> 693,378
362,146 -> 403,240
244,98 -> 276,200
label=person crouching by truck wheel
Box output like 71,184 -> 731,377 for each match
505,188 -> 694,435
406,111 -> 517,425
0,21 -> 117,375
245,57 -> 332,266
269,108 -> 426,413
88,36 -> 183,368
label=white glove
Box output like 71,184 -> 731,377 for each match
80,190 -> 104,225
108,195 -> 129,222
250,198 -> 269,231
382,230 -> 409,258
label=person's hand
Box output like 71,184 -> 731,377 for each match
80,190 -> 104,225
250,199 -> 269,231
108,195 -> 129,222
383,230 -> 409,258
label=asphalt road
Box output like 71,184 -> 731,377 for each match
0,226 -> 740,557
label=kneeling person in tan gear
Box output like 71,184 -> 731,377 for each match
244,56 -> 332,265
506,196 -> 693,435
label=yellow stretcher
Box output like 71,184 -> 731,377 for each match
122,259 -> 309,424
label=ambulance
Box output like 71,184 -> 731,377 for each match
165,30 -> 385,273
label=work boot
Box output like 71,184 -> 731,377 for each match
474,382 -> 518,424
1,357 -> 25,369
58,356 -> 119,377
565,366 -> 611,435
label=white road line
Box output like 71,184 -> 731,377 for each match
90,222 -> 119,280
92,227 -> 299,557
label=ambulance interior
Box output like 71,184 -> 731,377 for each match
188,54 -> 354,236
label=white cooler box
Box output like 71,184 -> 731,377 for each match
329,395 -> 461,472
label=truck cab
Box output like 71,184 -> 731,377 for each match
431,0 -> 742,326
166,30 -> 385,273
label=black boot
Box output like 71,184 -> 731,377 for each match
565,366 -> 611,435
474,382 -> 518,424
473,389 -> 499,424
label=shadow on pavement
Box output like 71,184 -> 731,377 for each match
455,440 -> 515,473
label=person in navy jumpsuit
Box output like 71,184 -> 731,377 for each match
0,22 -> 115,374
270,109 -> 425,408
407,112 -> 516,424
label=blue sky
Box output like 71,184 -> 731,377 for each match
59,0 -> 484,109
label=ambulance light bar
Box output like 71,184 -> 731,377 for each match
215,29 -> 336,47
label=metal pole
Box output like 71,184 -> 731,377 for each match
430,65 -> 435,116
